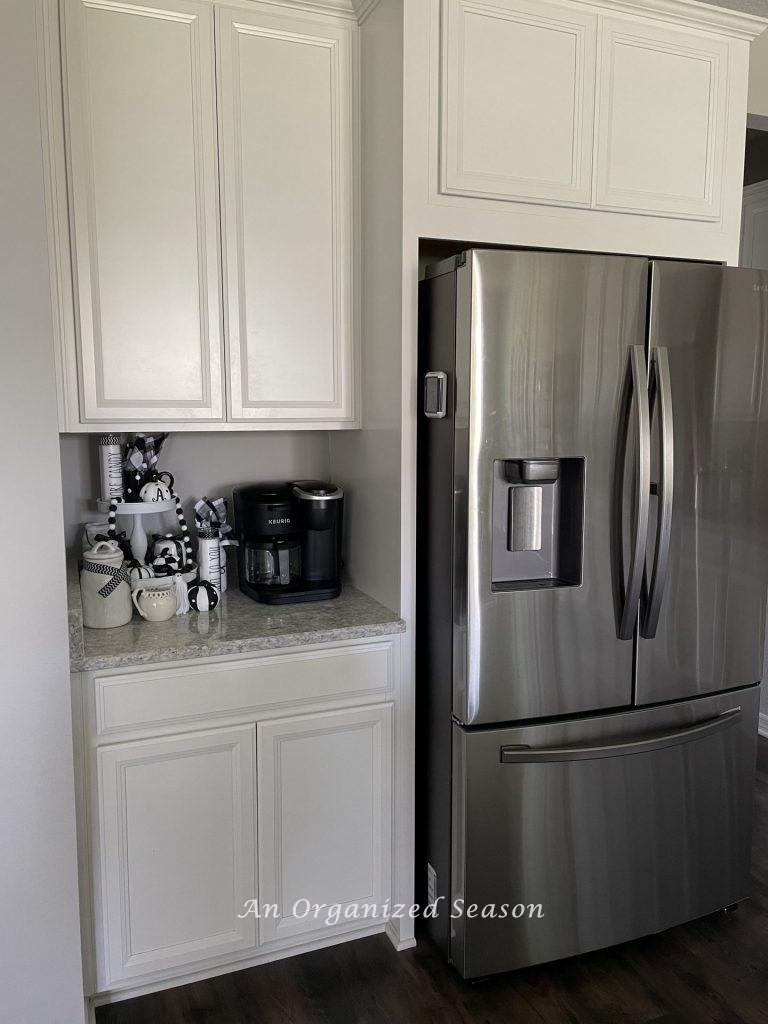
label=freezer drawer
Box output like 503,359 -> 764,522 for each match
450,686 -> 759,979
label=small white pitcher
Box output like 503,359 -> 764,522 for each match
132,581 -> 177,622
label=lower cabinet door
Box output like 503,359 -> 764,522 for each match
256,704 -> 393,945
96,725 -> 257,988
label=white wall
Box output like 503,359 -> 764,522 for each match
60,431 -> 331,548
0,3 -> 85,1021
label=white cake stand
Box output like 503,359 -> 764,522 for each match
97,498 -> 177,564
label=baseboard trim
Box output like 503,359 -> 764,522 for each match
386,917 -> 417,951
88,923 -> 387,1007
758,712 -> 768,738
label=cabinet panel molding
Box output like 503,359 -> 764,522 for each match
257,703 -> 392,944
61,0 -> 224,421
594,16 -> 728,220
439,0 -> 597,206
96,725 -> 257,987
217,3 -> 357,424
92,641 -> 397,738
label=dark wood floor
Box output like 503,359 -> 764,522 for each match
99,740 -> 768,1024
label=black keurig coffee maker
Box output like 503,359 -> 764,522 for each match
234,481 -> 343,604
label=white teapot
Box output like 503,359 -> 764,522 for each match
140,471 -> 174,503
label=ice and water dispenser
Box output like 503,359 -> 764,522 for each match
491,457 -> 585,590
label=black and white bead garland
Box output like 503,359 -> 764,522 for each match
106,495 -> 124,541
107,493 -> 193,571
104,496 -> 132,563
173,494 -> 194,565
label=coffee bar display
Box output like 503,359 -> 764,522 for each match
78,436 -> 347,630
79,434 -> 231,629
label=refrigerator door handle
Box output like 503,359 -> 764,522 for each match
613,345 -> 651,640
641,347 -> 674,639
499,707 -> 741,763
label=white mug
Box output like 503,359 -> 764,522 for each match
132,582 -> 177,622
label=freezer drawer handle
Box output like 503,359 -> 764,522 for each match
499,707 -> 741,763
612,345 -> 651,640
641,347 -> 674,638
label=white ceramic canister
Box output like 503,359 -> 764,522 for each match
98,433 -> 124,501
132,580 -> 178,622
218,539 -> 228,593
197,527 -> 221,592
80,540 -> 132,629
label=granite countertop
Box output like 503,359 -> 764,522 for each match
68,562 -> 404,672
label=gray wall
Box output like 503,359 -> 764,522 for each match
60,431 -> 331,548
0,3 -> 85,1021
744,127 -> 768,183
328,0 -> 404,615
699,0 -> 768,15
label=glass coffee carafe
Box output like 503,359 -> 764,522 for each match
243,538 -> 301,587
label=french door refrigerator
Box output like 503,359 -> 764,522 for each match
417,249 -> 768,979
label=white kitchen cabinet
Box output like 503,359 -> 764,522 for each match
75,639 -> 407,999
594,17 -> 729,221
48,0 -> 357,429
96,724 -> 256,987
61,0 -> 224,422
256,704 -> 392,945
436,0 -> 748,229
216,4 -> 356,424
439,0 -> 597,207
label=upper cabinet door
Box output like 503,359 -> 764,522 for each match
217,5 -> 356,425
439,0 -> 597,207
594,17 -> 728,221
62,0 -> 224,422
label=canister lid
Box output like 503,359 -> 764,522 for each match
83,539 -> 123,562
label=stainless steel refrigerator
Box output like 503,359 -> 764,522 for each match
417,249 -> 768,979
